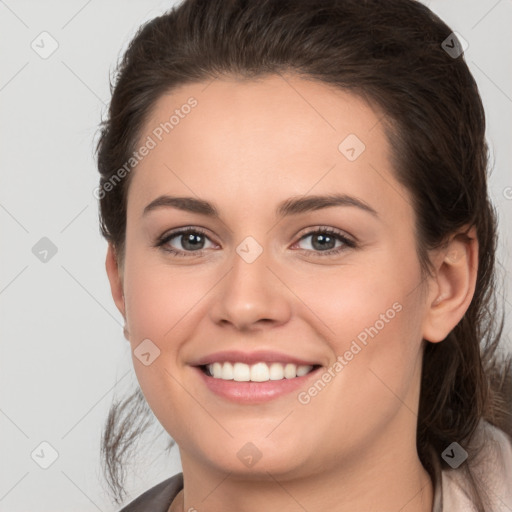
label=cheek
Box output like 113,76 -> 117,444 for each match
289,265 -> 425,456
301,251 -> 421,346
121,255 -> 203,436
121,249 -> 219,420
296,249 -> 425,397
123,247 -> 212,340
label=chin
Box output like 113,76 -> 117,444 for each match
196,440 -> 311,479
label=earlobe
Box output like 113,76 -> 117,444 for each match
422,227 -> 478,343
105,243 -> 126,319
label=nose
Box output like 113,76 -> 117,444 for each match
209,243 -> 292,332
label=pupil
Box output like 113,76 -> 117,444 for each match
312,233 -> 334,251
183,233 -> 203,251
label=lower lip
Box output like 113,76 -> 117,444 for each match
193,366 -> 321,404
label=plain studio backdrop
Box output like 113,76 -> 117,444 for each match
0,1 -> 511,510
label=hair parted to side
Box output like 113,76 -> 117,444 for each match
96,0 -> 512,506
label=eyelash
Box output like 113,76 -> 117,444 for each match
154,226 -> 357,258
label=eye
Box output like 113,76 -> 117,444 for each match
155,227 -> 217,257
155,226 -> 356,258
292,227 -> 356,257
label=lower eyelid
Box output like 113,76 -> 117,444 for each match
292,241 -> 351,257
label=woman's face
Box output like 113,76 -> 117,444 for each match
110,74 -> 436,479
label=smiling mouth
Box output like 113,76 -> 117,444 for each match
199,361 -> 321,382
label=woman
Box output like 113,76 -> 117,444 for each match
96,0 -> 512,510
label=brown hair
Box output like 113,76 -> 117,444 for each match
96,0 -> 512,506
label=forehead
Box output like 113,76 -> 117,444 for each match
128,73 -> 411,222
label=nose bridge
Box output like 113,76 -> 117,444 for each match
209,235 -> 291,330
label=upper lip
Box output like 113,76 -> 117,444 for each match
190,350 -> 321,367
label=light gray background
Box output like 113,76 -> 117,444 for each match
0,1 -> 511,511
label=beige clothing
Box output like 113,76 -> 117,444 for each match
432,421 -> 512,511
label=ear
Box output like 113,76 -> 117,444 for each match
105,243 -> 126,320
422,226 -> 478,343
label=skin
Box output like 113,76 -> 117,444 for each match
105,73 -> 478,512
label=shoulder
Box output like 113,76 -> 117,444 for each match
119,472 -> 184,512
441,421 -> 512,511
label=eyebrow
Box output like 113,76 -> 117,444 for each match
142,193 -> 378,218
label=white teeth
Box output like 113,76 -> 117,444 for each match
212,362 -> 222,378
250,362 -> 269,382
269,362 -> 284,380
233,362 -> 250,381
284,363 -> 297,379
296,364 -> 312,377
222,361 -> 234,379
206,362 -> 314,381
